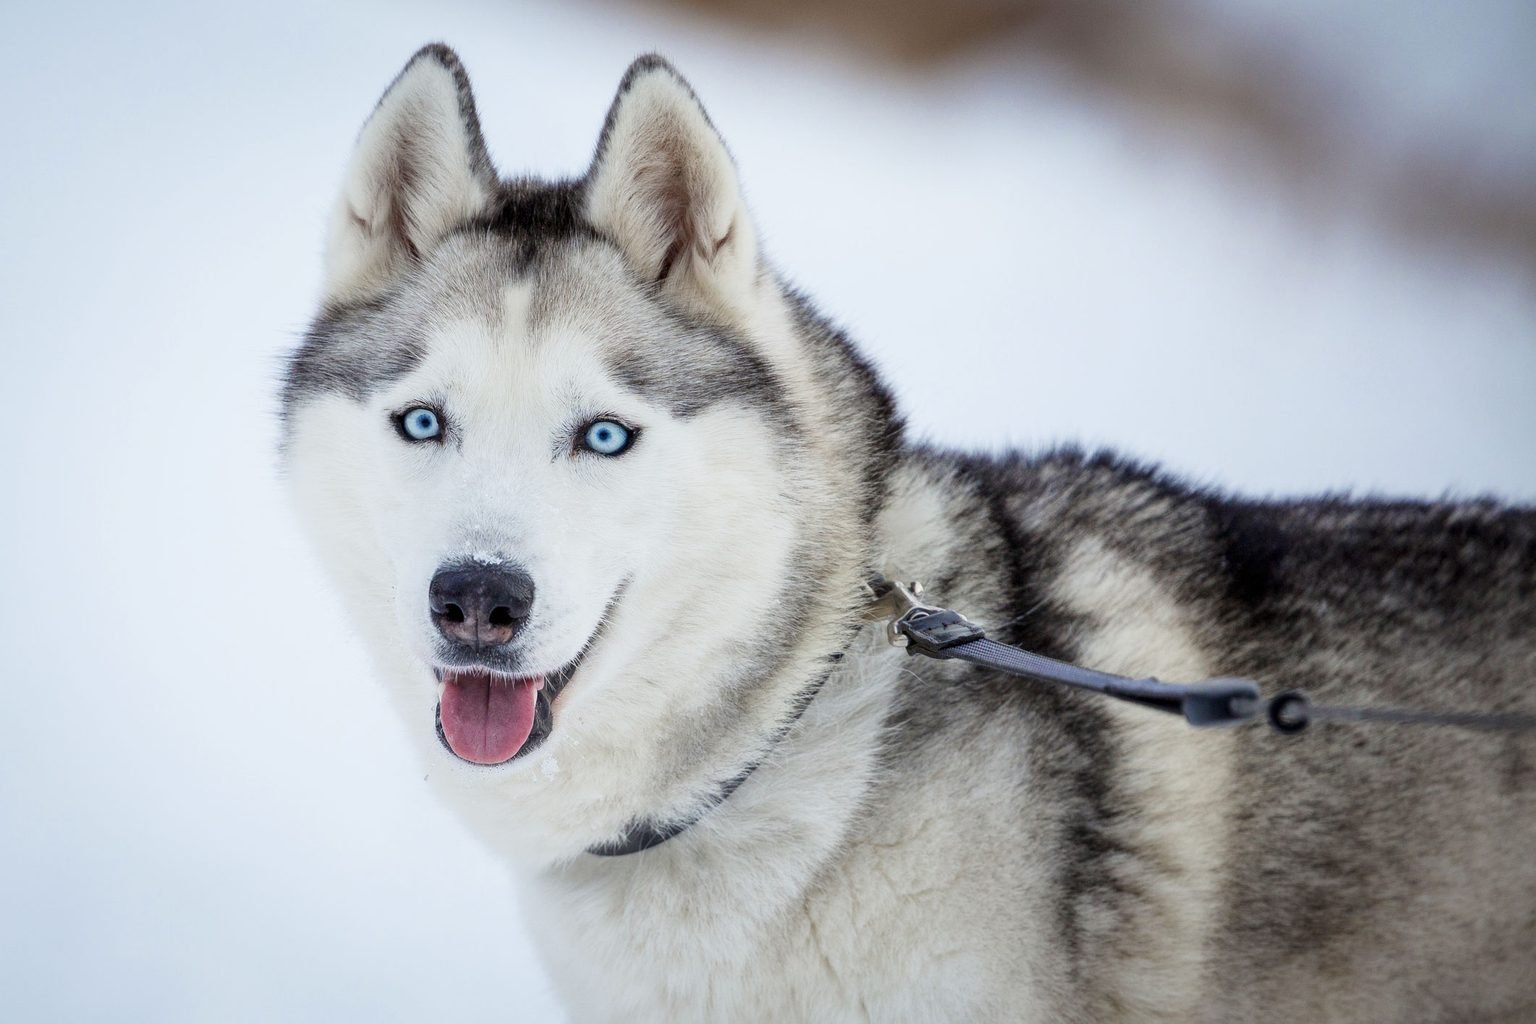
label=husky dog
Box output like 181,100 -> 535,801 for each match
281,44 -> 1536,1022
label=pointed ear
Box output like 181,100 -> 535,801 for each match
585,56 -> 760,316
323,44 -> 497,304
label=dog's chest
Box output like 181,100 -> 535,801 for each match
518,763 -> 1055,1022
523,858 -> 1028,1022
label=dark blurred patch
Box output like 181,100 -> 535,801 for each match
635,0 -> 1536,278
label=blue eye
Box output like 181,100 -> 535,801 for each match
399,407 -> 441,442
582,419 -> 633,456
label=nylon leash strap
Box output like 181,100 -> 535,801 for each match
865,578 -> 1536,735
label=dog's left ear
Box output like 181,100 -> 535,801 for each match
586,56 -> 760,318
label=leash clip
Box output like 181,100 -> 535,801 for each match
864,577 -> 987,653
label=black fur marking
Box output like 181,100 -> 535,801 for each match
281,294 -> 425,411
471,179 -> 600,265
605,314 -> 793,421
1212,501 -> 1290,608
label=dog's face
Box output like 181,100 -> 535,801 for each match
287,229 -> 796,759
281,48 -> 846,861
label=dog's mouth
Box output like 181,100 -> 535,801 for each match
435,669 -> 535,765
433,662 -> 577,766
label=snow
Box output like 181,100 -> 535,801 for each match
0,1 -> 1531,1020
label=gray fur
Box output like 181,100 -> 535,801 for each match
881,449 -> 1536,1020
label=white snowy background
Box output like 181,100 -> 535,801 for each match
1,0 -> 1532,1020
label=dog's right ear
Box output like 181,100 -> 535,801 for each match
322,45 -> 497,305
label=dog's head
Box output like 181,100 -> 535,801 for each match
280,46 -> 900,861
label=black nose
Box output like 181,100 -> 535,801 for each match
428,564 -> 536,650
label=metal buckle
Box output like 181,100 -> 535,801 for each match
863,578 -> 935,648
863,578 -> 985,652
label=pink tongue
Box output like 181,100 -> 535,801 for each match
439,671 -> 542,765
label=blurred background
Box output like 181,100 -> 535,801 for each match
1,0 -> 1532,1019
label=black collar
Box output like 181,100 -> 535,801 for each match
584,653 -> 841,857
585,760 -> 764,856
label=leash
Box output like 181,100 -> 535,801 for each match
865,577 -> 1536,735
